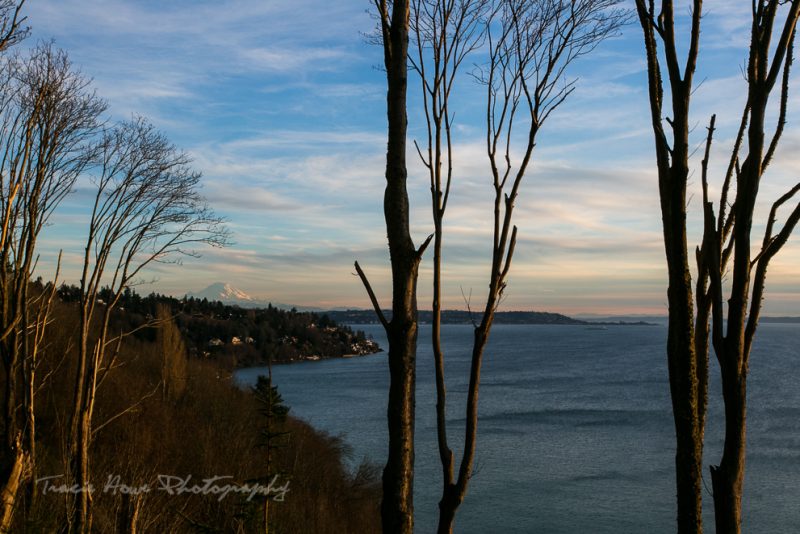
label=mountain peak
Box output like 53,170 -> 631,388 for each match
189,282 -> 254,303
186,283 -> 323,312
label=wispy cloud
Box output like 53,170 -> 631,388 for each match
241,47 -> 355,72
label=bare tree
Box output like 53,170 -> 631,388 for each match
635,2 -> 800,533
410,0 -> 624,531
355,0 -> 433,531
0,1 -> 26,54
0,42 -> 103,531
68,117 -> 228,533
408,2 -> 488,530
634,2 -> 706,530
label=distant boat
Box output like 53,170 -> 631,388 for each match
584,326 -> 608,331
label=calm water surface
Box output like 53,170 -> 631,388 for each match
235,323 -> 800,533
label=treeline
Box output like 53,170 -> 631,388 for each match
56,285 -> 381,367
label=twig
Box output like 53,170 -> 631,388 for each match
460,286 -> 477,328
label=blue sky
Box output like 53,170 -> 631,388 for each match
23,1 -> 800,315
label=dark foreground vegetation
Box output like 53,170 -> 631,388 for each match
2,287 -> 381,532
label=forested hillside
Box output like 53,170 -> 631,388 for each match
57,285 -> 382,367
4,284 -> 382,532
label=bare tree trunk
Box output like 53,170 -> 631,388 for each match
71,337 -> 101,534
635,2 -> 706,531
710,367 -> 746,534
708,6 -> 800,530
637,4 -> 800,534
0,434 -> 28,533
382,311 -> 420,534
381,9 -> 419,524
359,2 -> 428,532
117,492 -> 141,534
76,411 -> 93,533
409,3 -> 625,531
663,152 -> 705,533
436,494 -> 457,534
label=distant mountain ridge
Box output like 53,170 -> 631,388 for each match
322,309 -> 656,326
759,316 -> 800,323
186,282 -> 322,312
183,285 -> 665,325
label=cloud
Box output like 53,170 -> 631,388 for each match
202,184 -> 301,212
240,47 -> 355,72
17,1 -> 800,315
205,130 -> 386,154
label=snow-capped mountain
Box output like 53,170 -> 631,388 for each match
186,282 -> 322,312
187,282 -> 255,304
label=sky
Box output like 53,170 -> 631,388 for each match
18,1 -> 800,315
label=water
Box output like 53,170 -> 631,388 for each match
235,323 -> 800,533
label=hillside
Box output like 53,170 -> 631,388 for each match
19,290 -> 381,532
57,286 -> 382,366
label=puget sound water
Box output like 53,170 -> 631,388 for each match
235,322 -> 800,533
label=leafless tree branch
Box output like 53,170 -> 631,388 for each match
353,261 -> 389,329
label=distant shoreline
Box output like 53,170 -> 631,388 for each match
321,309 -> 800,326
759,316 -> 800,324
321,309 -> 659,326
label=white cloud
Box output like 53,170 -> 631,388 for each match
241,47 -> 355,72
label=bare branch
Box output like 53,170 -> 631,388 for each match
90,382 -> 160,439
353,261 -> 389,329
763,26 -> 795,172
0,1 -> 28,53
417,232 -> 434,257
745,182 -> 800,366
460,286 -> 477,328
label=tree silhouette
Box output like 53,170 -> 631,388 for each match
635,2 -> 800,532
